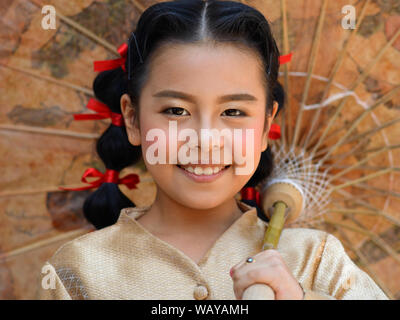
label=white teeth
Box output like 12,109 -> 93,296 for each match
180,165 -> 225,175
194,167 -> 203,175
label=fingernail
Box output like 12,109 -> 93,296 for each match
229,268 -> 234,277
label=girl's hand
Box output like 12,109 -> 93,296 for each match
230,249 -> 304,300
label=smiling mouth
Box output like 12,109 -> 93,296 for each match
176,164 -> 231,176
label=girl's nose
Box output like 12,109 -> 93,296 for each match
199,128 -> 226,151
194,117 -> 231,164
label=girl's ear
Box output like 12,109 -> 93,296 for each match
120,93 -> 141,146
261,101 -> 279,152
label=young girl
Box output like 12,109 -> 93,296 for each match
37,0 -> 388,300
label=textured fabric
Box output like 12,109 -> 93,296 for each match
36,201 -> 389,300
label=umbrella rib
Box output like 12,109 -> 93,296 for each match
318,86 -> 400,163
322,164 -> 400,171
323,143 -> 400,168
0,124 -> 100,140
332,190 -> 399,261
330,168 -> 397,192
328,208 -> 400,228
328,144 -> 399,181
343,118 -> 400,146
333,227 -> 395,300
28,0 -> 120,54
306,95 -> 400,153
318,88 -> 400,146
345,181 -> 400,200
337,189 -> 390,212
29,0 -> 149,55
291,0 -> 328,148
302,0 -> 371,149
348,214 -> 400,266
28,0 -> 148,51
314,118 -> 400,159
318,138 -> 369,164
323,219 -> 400,266
334,189 -> 400,230
131,0 -> 146,13
280,0 -> 290,147
0,63 -> 94,96
352,143 -> 400,157
309,27 -> 400,158
0,177 -> 155,198
0,227 -> 93,261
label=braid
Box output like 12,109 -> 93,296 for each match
83,68 -> 142,229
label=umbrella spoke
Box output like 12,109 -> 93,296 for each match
342,118 -> 400,146
318,87 -> 400,163
29,0 -> 121,54
0,176 -> 154,198
341,181 -> 400,199
0,63 -> 93,96
328,208 -> 400,228
323,219 -> 400,267
323,164 -> 400,171
0,227 -> 92,261
309,28 -> 400,158
333,227 -> 395,299
131,0 -> 146,13
0,124 -> 99,139
330,168 -> 398,192
28,0 -> 147,52
314,119 -> 400,160
302,0 -> 371,150
328,145 -> 400,182
279,0 -> 290,147
291,0 -> 328,147
323,144 -> 400,166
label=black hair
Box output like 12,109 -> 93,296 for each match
82,68 -> 142,229
84,0 -> 285,229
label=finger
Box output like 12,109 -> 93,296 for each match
231,256 -> 288,299
231,251 -> 269,273
231,249 -> 282,275
233,266 -> 280,300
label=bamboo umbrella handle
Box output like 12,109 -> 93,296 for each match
242,201 -> 287,300
241,183 -> 303,300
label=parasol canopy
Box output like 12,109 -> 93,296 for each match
0,0 -> 399,299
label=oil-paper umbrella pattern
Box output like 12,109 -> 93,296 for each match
0,0 -> 399,299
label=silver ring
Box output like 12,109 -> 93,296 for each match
246,257 -> 255,263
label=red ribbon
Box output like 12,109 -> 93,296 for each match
279,53 -> 293,65
93,43 -> 128,72
241,187 -> 260,207
268,123 -> 281,140
58,168 -> 140,191
73,98 -> 124,127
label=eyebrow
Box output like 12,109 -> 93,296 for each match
152,90 -> 258,103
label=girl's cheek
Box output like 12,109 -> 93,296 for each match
140,125 -> 183,165
232,124 -> 264,167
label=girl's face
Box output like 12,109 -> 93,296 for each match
122,42 -> 278,210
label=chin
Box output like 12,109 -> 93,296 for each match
173,193 -> 229,210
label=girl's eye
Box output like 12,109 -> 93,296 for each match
162,107 -> 190,116
221,109 -> 246,117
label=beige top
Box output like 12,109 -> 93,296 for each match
36,201 -> 388,300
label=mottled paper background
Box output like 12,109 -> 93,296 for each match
0,0 -> 399,299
